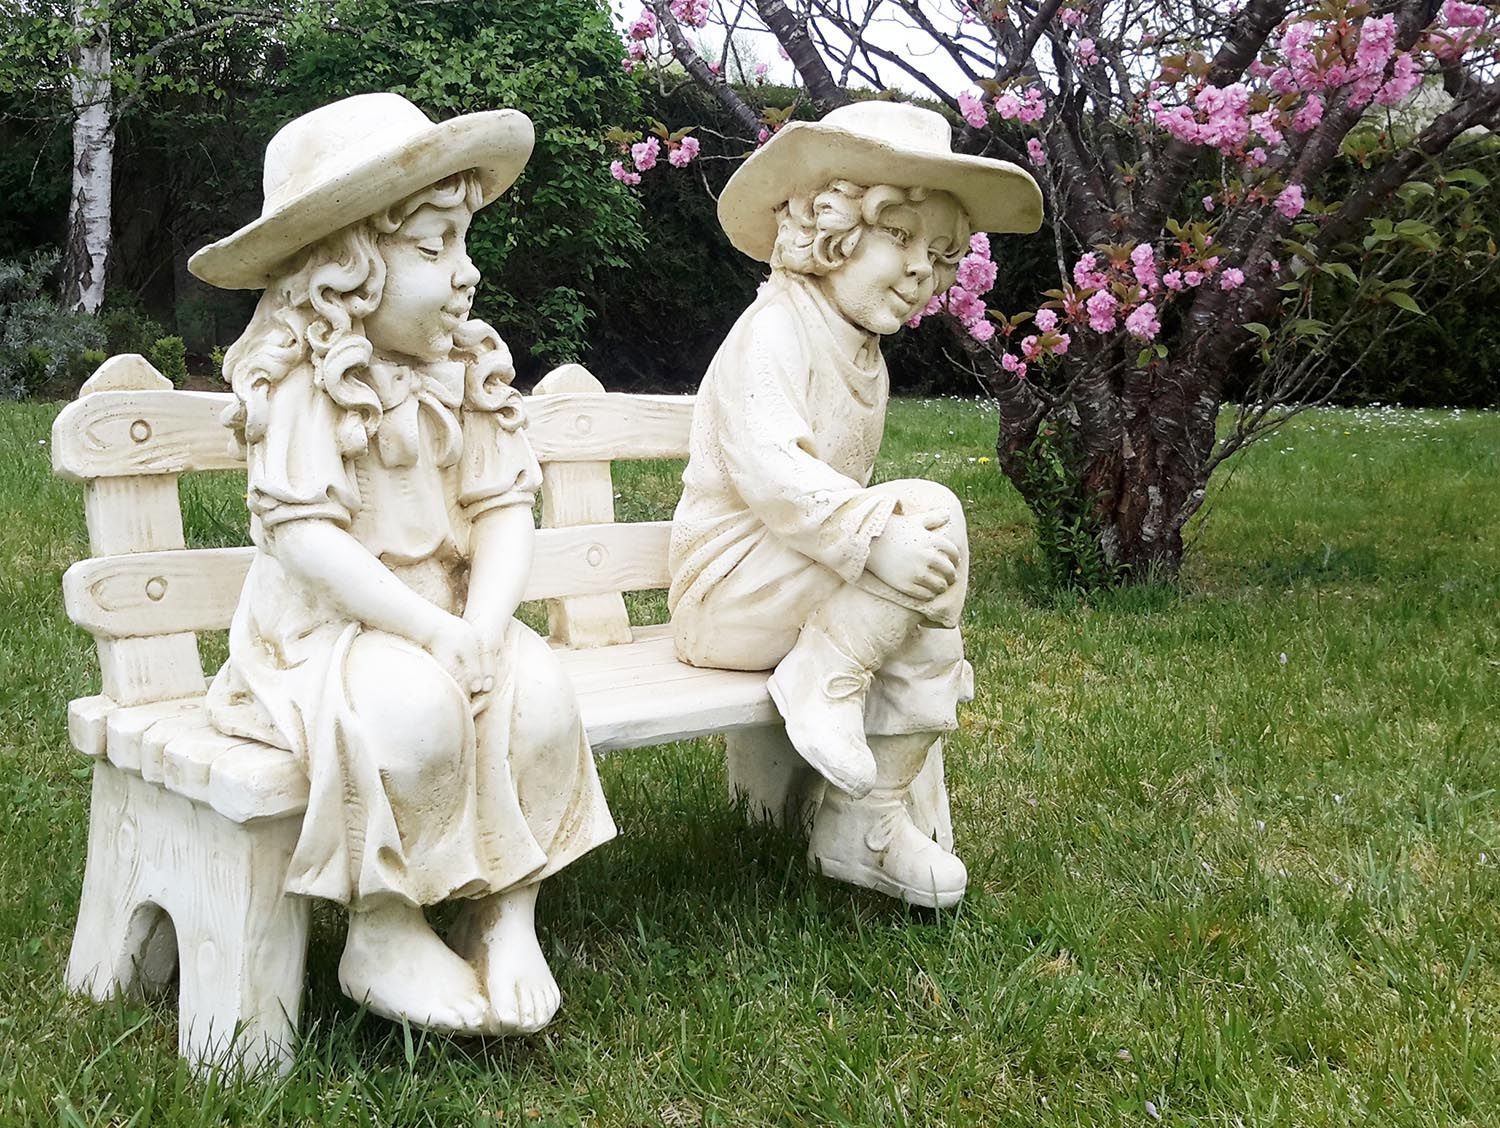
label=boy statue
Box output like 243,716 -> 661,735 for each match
668,102 -> 1041,908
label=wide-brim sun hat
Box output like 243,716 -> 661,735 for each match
718,101 -> 1044,262
190,92 -> 534,290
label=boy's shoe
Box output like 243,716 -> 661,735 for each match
808,787 -> 967,908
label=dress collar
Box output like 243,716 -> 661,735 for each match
364,356 -> 466,468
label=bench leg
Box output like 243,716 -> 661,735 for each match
67,763 -> 310,1075
726,728 -> 954,850
725,726 -> 823,832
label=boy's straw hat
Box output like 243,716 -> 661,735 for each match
190,93 -> 534,290
718,101 -> 1043,262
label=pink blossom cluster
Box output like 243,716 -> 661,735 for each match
1124,302 -> 1161,340
670,0 -> 711,28
627,8 -> 656,39
1151,11 -> 1448,167
1271,14 -> 1422,110
1435,0 -> 1494,59
908,233 -> 1000,342
998,308 -> 1072,380
995,85 -> 1048,124
1274,183 -> 1305,219
611,133 -> 700,186
1059,6 -> 1088,29
1152,81 -> 1251,153
957,90 -> 989,130
1076,37 -> 1101,66
1052,239 -> 1252,351
668,135 -> 700,168
1444,0 -> 1490,27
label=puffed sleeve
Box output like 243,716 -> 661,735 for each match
244,364 -> 360,533
715,302 -> 897,583
459,384 -> 543,521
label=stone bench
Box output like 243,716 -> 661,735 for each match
52,354 -> 951,1073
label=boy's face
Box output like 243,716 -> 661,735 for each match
817,191 -> 966,336
365,202 -> 479,363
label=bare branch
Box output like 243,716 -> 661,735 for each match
653,0 -> 765,135
757,0 -> 848,109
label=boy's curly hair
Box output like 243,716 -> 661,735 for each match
769,180 -> 970,291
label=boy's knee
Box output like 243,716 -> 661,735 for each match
893,479 -> 967,544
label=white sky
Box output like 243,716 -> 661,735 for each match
609,0 -> 975,100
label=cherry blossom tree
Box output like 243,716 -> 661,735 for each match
616,0 -> 1500,583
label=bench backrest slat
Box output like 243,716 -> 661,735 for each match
60,357 -> 208,705
63,522 -> 673,639
56,357 -> 688,658
53,389 -> 693,481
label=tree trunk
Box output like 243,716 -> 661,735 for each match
994,355 -> 1219,581
62,0 -> 114,314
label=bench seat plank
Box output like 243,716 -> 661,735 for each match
67,632 -> 778,824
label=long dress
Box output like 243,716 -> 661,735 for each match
206,356 -> 615,908
668,272 -> 972,737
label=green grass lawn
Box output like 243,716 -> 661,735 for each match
1,397 -> 1496,1126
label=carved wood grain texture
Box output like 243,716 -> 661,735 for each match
66,763 -> 310,1075
52,388 -> 241,481
525,391 -> 693,462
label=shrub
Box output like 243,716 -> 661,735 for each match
0,250 -> 104,398
148,335 -> 188,386
100,300 -> 167,358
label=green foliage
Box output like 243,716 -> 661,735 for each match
147,335 -> 187,386
1335,149 -> 1500,408
0,251 -> 104,398
99,299 -> 167,357
269,0 -> 647,374
1013,419 -> 1124,592
1232,135 -> 1500,409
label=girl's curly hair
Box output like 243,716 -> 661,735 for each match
222,170 -> 511,456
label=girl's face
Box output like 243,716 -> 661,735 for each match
363,202 -> 480,363
818,191 -> 966,336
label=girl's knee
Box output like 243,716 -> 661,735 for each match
345,632 -> 468,764
508,630 -> 582,752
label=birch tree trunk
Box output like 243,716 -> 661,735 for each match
62,0 -> 114,314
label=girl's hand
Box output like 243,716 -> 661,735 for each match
864,511 -> 960,601
425,615 -> 495,702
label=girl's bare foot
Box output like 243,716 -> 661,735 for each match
339,900 -> 490,1033
451,884 -> 560,1034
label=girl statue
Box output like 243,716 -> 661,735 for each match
188,93 -> 615,1036
668,102 -> 1041,908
